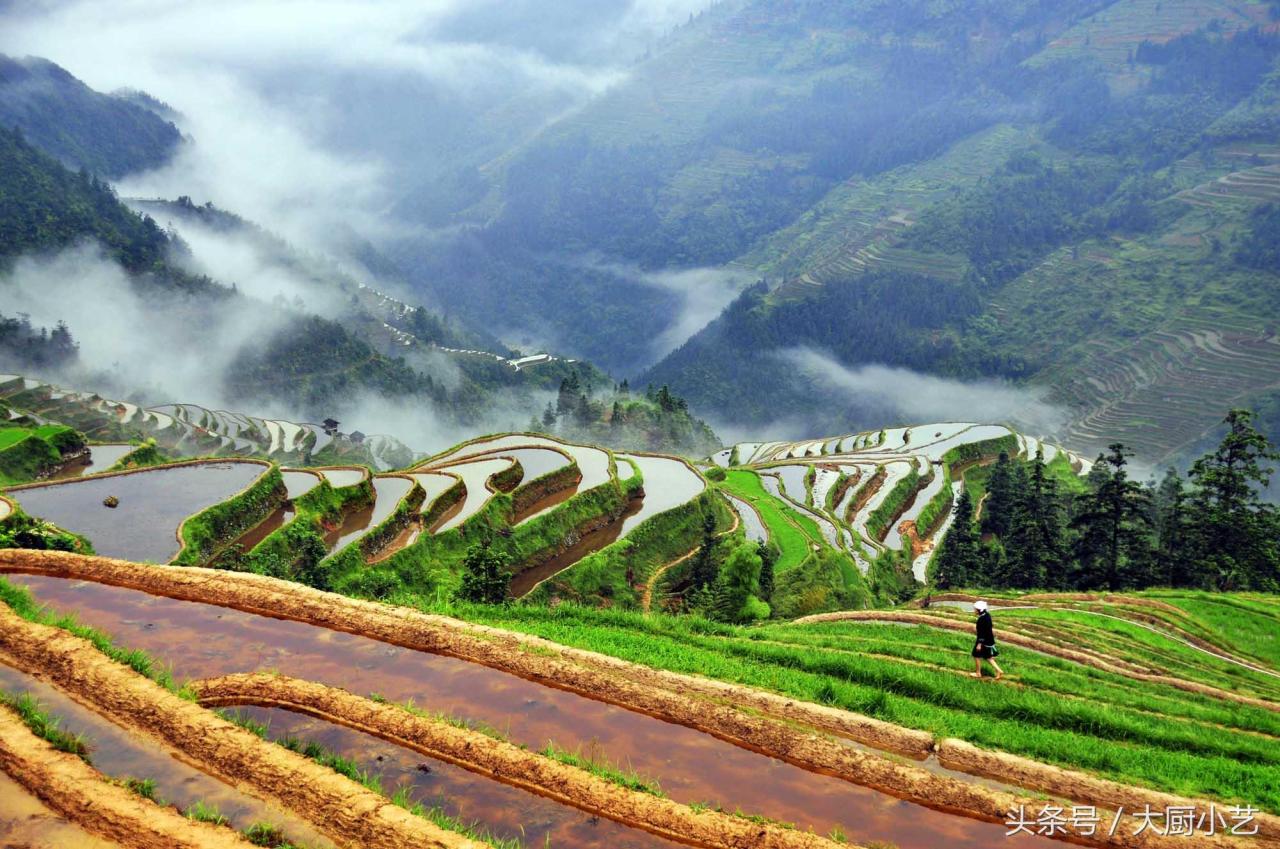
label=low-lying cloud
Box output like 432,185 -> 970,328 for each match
778,347 -> 1067,434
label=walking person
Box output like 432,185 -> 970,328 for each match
971,600 -> 1004,679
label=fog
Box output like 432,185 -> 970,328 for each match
778,348 -> 1068,436
1,245 -> 286,409
0,0 -> 709,249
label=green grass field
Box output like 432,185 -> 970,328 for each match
421,594 -> 1280,814
719,470 -> 818,572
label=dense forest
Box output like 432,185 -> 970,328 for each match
933,410 -> 1280,592
0,54 -> 180,178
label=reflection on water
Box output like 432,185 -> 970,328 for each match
234,706 -> 677,849
48,444 -> 136,481
0,771 -> 116,849
324,476 -> 413,553
7,462 -> 266,562
8,574 -> 1056,849
0,663 -> 334,848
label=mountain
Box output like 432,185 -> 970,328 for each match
0,54 -> 180,177
385,0 -> 1280,466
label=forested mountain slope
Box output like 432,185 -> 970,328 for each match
0,54 -> 179,177
612,1 -> 1280,465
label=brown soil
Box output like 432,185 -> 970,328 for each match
0,703 -> 251,849
194,672 -> 844,849
848,466 -> 886,521
0,604 -> 487,849
2,552 -> 1273,848
794,610 -> 1280,713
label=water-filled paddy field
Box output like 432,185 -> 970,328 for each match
5,573 -> 1057,849
5,462 -> 267,562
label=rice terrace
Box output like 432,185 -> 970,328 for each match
3,1 -> 1280,847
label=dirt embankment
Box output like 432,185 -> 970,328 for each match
1,552 -> 1274,849
0,605 -> 488,849
0,704 -> 252,849
794,609 -> 1280,713
194,673 -> 845,849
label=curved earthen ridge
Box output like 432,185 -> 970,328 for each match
0,604 -> 488,849
194,672 -> 849,849
0,551 -> 1273,848
791,610 -> 1280,713
0,704 -> 253,849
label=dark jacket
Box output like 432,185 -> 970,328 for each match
976,610 -> 995,645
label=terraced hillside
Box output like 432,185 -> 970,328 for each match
0,374 -> 409,469
0,550 -> 1275,849
708,424 -> 1089,597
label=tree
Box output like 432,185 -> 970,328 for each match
541,402 -> 557,429
689,511 -> 720,590
757,542 -> 777,602
1070,444 -> 1154,590
712,542 -> 769,623
980,452 -> 1016,537
1151,468 -> 1193,586
932,487 -> 979,589
456,536 -> 512,603
1003,451 -> 1065,589
1187,410 -> 1280,589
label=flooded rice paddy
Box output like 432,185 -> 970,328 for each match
614,455 -> 704,535
5,462 -> 266,562
509,497 -> 646,598
48,444 -> 136,480
324,476 -> 414,553
5,573 -> 1056,849
0,771 -> 116,849
231,706 -> 678,849
0,662 -> 334,847
432,459 -> 514,532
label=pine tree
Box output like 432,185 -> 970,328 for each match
541,402 -> 557,429
981,452 -> 1016,537
932,487 -> 978,589
689,511 -> 720,589
1004,451 -> 1064,589
1070,444 -> 1154,590
1152,468 -> 1193,586
757,542 -> 777,602
1187,410 -> 1280,590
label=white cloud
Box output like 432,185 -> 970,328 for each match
777,348 -> 1067,433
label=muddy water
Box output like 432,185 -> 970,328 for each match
324,476 -> 413,554
235,506 -> 297,552
0,771 -> 118,849
514,483 -> 579,526
0,663 -> 334,848
8,574 -> 1057,849
49,444 -> 136,480
615,455 -> 704,535
509,497 -> 646,598
233,706 -> 678,849
6,462 -> 266,563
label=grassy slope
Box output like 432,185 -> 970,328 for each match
719,470 -> 816,572
430,595 -> 1280,813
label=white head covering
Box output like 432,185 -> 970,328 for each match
973,600 -> 989,612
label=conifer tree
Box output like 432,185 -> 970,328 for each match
689,511 -> 720,589
932,487 -> 979,589
1070,444 -> 1154,590
981,452 -> 1016,537
456,536 -> 512,604
757,542 -> 777,602
1187,410 -> 1280,590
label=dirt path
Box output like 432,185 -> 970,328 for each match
0,606 -> 488,849
2,552 -> 1274,848
0,704 -> 252,849
641,505 -> 740,613
194,672 -> 843,849
793,610 -> 1280,712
